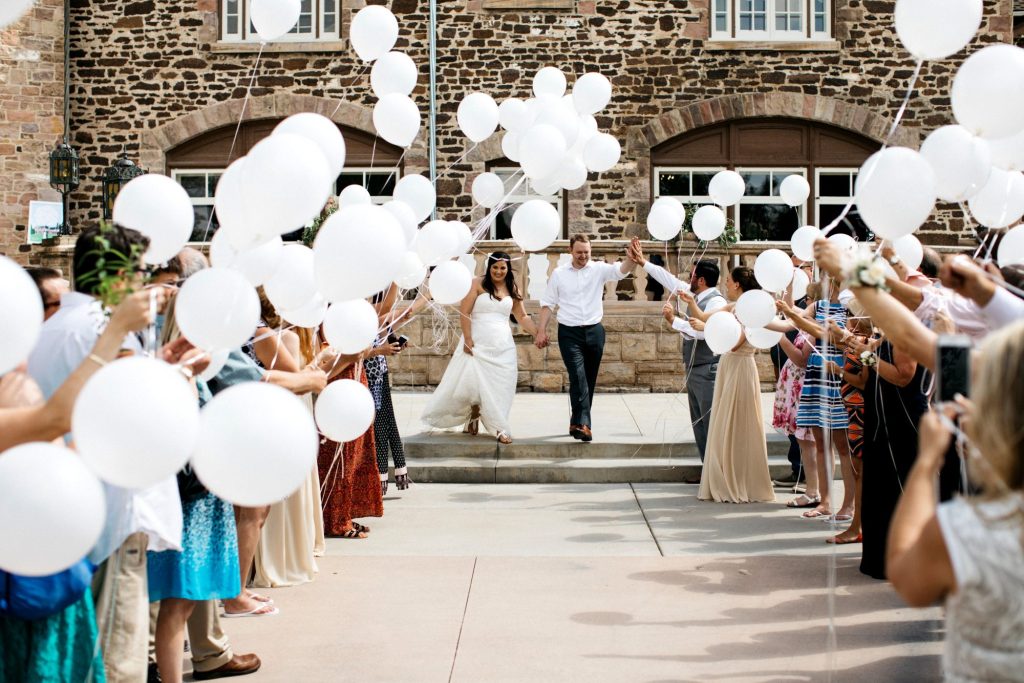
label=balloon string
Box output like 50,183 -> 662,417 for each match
434,142 -> 479,181
330,61 -> 372,119
821,58 -> 923,238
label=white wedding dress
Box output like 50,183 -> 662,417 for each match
422,293 -> 518,436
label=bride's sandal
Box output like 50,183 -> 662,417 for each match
497,431 -> 512,445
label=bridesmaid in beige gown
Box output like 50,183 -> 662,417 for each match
681,266 -> 775,504
252,327 -> 327,588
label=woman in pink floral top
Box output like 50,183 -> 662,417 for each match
772,332 -> 819,509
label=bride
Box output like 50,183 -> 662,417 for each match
422,252 -> 538,444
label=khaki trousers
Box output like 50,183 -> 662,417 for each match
148,599 -> 233,673
91,532 -> 149,683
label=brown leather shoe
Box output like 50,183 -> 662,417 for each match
569,424 -> 584,439
192,653 -> 261,680
578,425 -> 593,442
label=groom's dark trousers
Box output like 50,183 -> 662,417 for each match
557,322 -> 605,429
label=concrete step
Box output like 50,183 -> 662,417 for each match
405,456 -> 804,484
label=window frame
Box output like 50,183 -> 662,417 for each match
712,0 -> 832,42
170,168 -> 223,243
335,167 -> 400,206
814,167 -> 872,239
485,166 -> 568,241
220,0 -> 340,43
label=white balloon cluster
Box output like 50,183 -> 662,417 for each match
647,169 -> 747,243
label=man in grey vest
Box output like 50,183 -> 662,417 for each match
628,239 -> 727,460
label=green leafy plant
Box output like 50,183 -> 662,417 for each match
73,220 -> 146,310
301,197 -> 339,247
682,202 -> 739,249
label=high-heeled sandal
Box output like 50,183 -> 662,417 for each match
497,431 -> 512,445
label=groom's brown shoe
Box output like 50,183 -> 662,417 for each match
569,424 -> 584,440
578,426 -> 593,442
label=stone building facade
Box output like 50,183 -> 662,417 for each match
0,0 -> 1018,391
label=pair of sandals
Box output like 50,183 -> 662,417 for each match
463,413 -> 513,444
340,521 -> 371,539
222,592 -> 278,618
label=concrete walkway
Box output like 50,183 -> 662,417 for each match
219,484 -> 943,683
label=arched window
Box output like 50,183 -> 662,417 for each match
166,119 -> 403,242
651,118 -> 877,242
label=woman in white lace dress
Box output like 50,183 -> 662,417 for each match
422,253 -> 538,444
888,321 -> 1024,682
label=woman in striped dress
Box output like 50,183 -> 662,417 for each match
775,280 -> 855,522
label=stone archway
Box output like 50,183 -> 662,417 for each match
138,94 -> 429,175
629,92 -> 918,157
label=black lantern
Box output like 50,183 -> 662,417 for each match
48,139 -> 80,235
101,151 -> 145,220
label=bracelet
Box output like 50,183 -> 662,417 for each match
178,364 -> 194,380
87,354 -> 108,367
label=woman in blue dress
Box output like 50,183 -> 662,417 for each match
775,277 -> 856,521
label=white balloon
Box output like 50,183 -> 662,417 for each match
450,221 -> 474,255
472,172 -> 506,209
313,205 -> 406,301
393,174 -> 436,222
429,260 -> 473,305
531,172 -> 563,197
920,125 -> 992,201
987,129 -> 1024,172
967,168 -> 1024,228
209,232 -> 283,287
314,379 -> 376,443
790,225 -> 822,262
501,130 -> 522,162
572,72 -> 612,115
350,4 -> 399,62
197,349 -> 230,383
413,220 -> 460,267
0,256 -> 43,375
893,234 -> 924,271
0,443 -> 105,576
242,133 -> 332,238
338,184 -> 372,208
997,225 -> 1024,266
647,203 -> 682,241
533,66 -> 567,98
735,289 -> 776,329
855,147 -> 936,239
582,133 -> 621,173
73,357 -> 199,490
250,0 -> 301,42
952,44 -> 1024,140
274,112 -> 347,180
395,251 -> 427,289
370,51 -> 417,98
0,0 -> 34,31
828,232 -> 858,254
322,299 -> 379,354
520,124 -> 567,179
704,311 -> 742,354
651,196 -> 686,222
193,383 -> 319,507
458,92 -> 500,143
557,156 -> 589,191
790,268 -> 810,300
709,170 -> 746,207
569,113 -> 599,158
383,200 -> 419,244
754,249 -> 795,293
214,158 -> 261,246
534,96 -> 580,148
779,175 -> 810,207
175,267 -> 260,352
278,292 -> 328,329
894,0 -> 982,60
692,205 -> 726,241
373,93 -> 421,148
498,98 -> 532,132
745,327 -> 784,350
112,174 -> 194,265
511,199 -> 560,252
263,243 -> 317,312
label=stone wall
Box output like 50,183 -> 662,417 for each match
2,0 -> 1016,260
0,0 -> 66,263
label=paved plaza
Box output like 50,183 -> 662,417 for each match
220,483 -> 943,683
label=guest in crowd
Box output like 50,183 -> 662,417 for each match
771,260 -> 811,488
628,239 -> 727,461
368,284 -> 411,492
678,266 -> 774,504
25,266 -> 69,321
772,330 -> 817,508
888,322 -> 1024,682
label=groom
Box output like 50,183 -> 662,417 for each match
536,234 -> 636,442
